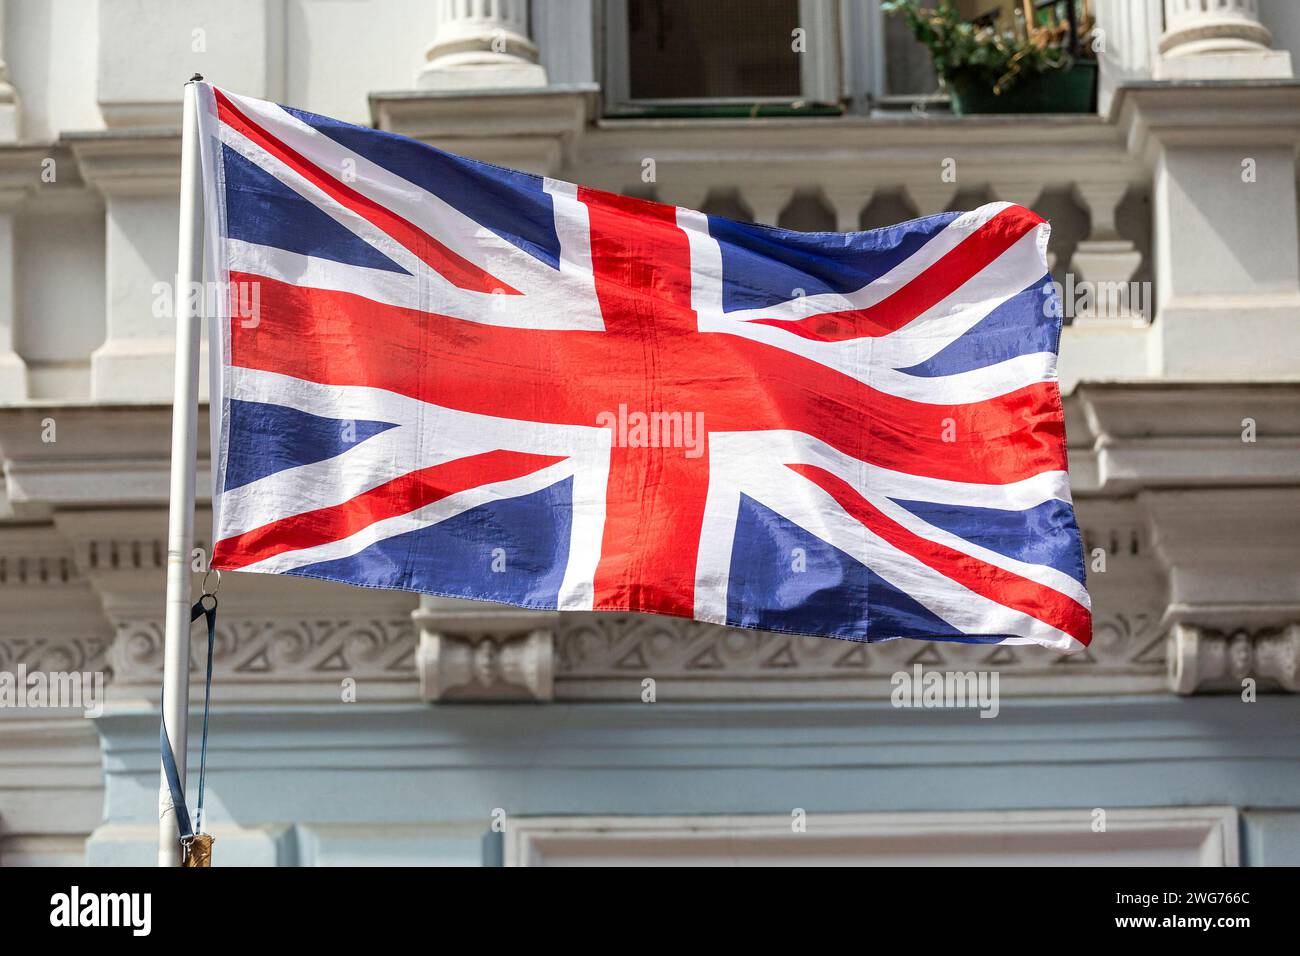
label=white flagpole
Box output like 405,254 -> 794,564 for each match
158,74 -> 206,867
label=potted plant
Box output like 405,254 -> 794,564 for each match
882,0 -> 1098,115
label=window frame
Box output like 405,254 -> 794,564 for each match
600,0 -> 845,118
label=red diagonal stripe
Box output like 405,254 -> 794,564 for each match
213,88 -> 519,295
790,463 -> 1091,646
747,205 -> 1042,342
213,449 -> 565,570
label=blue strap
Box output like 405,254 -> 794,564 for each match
159,597 -> 217,841
194,599 -> 216,833
159,705 -> 192,839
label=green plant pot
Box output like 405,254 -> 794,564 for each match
945,59 -> 1098,115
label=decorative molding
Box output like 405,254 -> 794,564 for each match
0,553 -> 77,587
0,525 -> 82,588
107,617 -> 416,703
1168,622 -> 1300,695
553,606 -> 1168,700
1113,82 -> 1300,163
1068,382 -> 1300,495
505,807 -> 1241,866
0,632 -> 108,675
568,114 -> 1137,193
0,379 -> 1298,702
0,404 -> 211,513
65,130 -> 182,198
369,85 -> 595,177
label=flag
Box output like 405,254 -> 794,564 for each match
196,84 -> 1091,652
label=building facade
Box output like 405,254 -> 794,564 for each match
0,0 -> 1298,865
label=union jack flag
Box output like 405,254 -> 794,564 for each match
197,84 -> 1091,652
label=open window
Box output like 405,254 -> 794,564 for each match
602,0 -> 843,117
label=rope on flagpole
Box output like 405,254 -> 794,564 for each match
159,569 -> 219,867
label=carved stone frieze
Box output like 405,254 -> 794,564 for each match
0,632 -> 108,675
4,382 -> 1300,703
551,606 -> 1169,700
106,617 -> 417,703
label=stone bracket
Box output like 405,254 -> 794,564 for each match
413,603 -> 556,702
1168,622 -> 1300,695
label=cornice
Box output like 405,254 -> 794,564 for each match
369,85 -> 596,175
1065,381 -> 1300,495
583,115 -> 1130,165
0,403 -> 211,511
1112,81 -> 1300,165
369,84 -> 597,137
64,128 -> 182,198
0,144 -> 48,200
1071,381 -> 1300,435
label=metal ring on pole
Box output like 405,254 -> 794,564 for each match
201,567 -> 221,597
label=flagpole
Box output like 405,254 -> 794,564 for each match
158,74 -> 205,867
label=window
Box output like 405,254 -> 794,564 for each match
874,1 -> 944,103
600,1 -> 1005,117
603,0 -> 842,116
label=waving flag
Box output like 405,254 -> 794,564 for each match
196,84 -> 1090,652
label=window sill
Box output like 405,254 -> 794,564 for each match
602,101 -> 845,120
